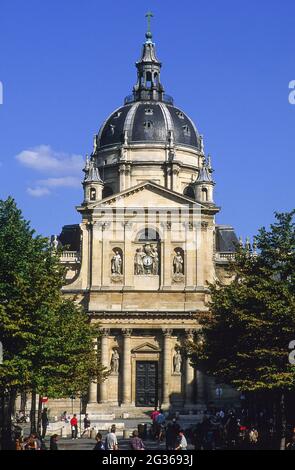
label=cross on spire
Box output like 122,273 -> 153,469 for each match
145,11 -> 154,33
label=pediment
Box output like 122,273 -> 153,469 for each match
94,181 -> 203,209
131,342 -> 161,353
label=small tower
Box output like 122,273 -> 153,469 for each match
194,156 -> 215,203
133,12 -> 165,102
82,154 -> 104,204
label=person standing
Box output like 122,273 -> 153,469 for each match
105,425 -> 118,450
70,414 -> 78,440
130,430 -> 145,450
41,408 -> 49,439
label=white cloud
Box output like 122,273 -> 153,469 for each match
16,145 -> 84,197
27,187 -> 51,197
16,145 -> 84,174
36,176 -> 81,188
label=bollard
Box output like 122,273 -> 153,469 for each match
123,430 -> 130,439
61,426 -> 68,438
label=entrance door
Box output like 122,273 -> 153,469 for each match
136,361 -> 158,407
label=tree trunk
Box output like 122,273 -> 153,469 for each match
30,391 -> 37,434
37,396 -> 42,436
279,392 -> 287,451
20,391 -> 27,412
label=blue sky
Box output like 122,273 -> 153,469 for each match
0,0 -> 294,239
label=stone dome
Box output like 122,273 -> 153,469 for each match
97,101 -> 201,151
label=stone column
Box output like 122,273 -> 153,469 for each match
89,338 -> 98,403
101,222 -> 111,287
196,370 -> 206,405
162,329 -> 173,407
184,330 -> 196,407
91,222 -> 102,287
162,222 -> 172,288
99,329 -> 110,404
123,223 -> 134,288
122,329 -> 132,405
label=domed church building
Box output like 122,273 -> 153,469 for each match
58,20 -> 239,414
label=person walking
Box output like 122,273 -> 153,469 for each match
49,434 -> 59,450
155,409 -> 165,442
93,433 -> 105,450
81,413 -> 91,438
41,407 -> 49,439
70,414 -> 78,440
130,430 -> 145,450
105,425 -> 118,450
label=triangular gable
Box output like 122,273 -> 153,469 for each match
131,342 -> 161,353
91,181 -> 205,209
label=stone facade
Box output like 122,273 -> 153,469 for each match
57,28 -> 240,415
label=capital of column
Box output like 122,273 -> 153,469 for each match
185,329 -> 197,341
122,328 -> 132,337
162,328 -> 173,337
101,328 -> 110,337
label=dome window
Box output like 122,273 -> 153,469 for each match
143,121 -> 153,129
145,108 -> 154,115
113,111 -> 122,119
176,111 -> 184,119
182,125 -> 191,136
109,124 -> 115,135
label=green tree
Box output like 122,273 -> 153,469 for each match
0,198 -> 106,441
189,211 -> 295,449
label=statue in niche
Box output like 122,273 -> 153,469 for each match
110,349 -> 119,374
173,350 -> 182,374
173,251 -> 184,274
134,247 -> 145,275
111,251 -> 122,275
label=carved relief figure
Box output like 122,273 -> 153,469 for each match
173,251 -> 184,274
173,350 -> 182,374
150,244 -> 159,275
134,247 -> 145,275
110,349 -> 119,373
111,250 -> 122,275
135,244 -> 159,275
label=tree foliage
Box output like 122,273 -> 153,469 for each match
190,211 -> 295,393
0,197 -> 106,399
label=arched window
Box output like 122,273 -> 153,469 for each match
102,186 -> 114,199
146,71 -> 152,88
137,228 -> 160,242
90,187 -> 96,201
202,188 -> 208,202
183,186 -> 195,199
